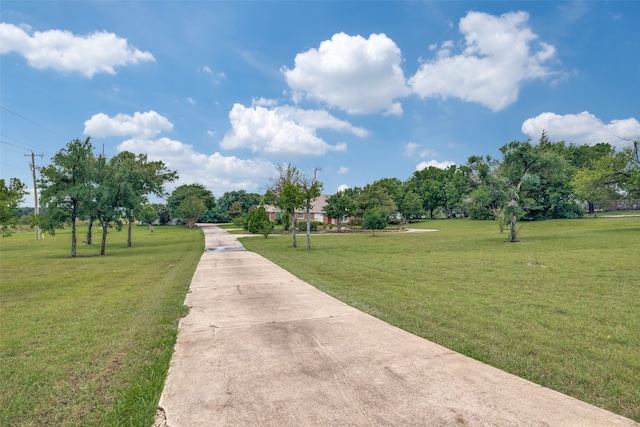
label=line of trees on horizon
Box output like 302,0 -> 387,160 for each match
319,134 -> 639,241
2,133 -> 638,247
27,137 -> 177,256
177,133 -> 640,243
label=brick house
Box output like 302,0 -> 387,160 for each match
264,194 -> 337,225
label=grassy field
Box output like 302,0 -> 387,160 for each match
241,217 -> 640,421
0,225 -> 203,426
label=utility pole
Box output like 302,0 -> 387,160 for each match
25,151 -> 44,240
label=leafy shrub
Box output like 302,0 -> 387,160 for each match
350,217 -> 363,228
233,215 -> 245,228
388,216 -> 403,226
468,204 -> 495,220
363,207 -> 389,234
246,205 -> 273,237
297,220 -> 320,232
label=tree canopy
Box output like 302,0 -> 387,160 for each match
0,178 -> 28,236
265,164 -> 304,247
300,168 -> 323,251
38,137 -> 177,255
167,184 -> 215,228
39,137 -> 96,256
323,191 -> 354,232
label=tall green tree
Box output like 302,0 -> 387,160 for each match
466,155 -> 510,222
300,168 -> 323,251
406,165 -> 470,219
216,190 -> 262,222
501,141 -> 581,222
92,154 -> 127,255
151,203 -> 171,225
571,156 -> 622,211
246,204 -> 273,237
443,165 -> 471,218
265,164 -> 304,248
363,206 -> 389,236
227,201 -> 244,221
630,139 -> 640,196
108,151 -> 177,247
139,204 -> 159,225
323,190 -> 355,232
372,178 -> 404,214
399,190 -> 424,222
353,184 -> 397,220
178,195 -> 207,228
498,141 -> 580,241
538,131 -> 614,170
536,133 -> 615,214
0,178 -> 28,236
571,139 -> 640,211
406,167 -> 447,219
167,184 -> 216,228
618,138 -> 640,201
38,137 -> 95,257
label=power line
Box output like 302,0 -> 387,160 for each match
0,133 -> 46,153
1,139 -> 34,152
1,106 -> 68,141
1,162 -> 31,171
1,133 -> 30,144
1,145 -> 30,155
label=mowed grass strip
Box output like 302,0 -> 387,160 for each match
0,225 -> 203,427
241,217 -> 640,422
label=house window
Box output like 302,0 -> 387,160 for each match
314,213 -> 324,221
297,212 -> 304,219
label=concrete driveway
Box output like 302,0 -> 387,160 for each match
157,224 -> 638,426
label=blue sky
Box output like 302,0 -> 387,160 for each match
2,1 -> 639,204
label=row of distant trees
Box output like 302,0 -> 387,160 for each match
0,137 -> 271,255
2,133 -> 638,250
34,137 -> 179,256
319,134 -> 639,242
207,134 -> 639,245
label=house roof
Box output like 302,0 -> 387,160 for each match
264,194 -> 330,214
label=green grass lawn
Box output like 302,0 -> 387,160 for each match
241,217 -> 640,422
0,225 -> 203,427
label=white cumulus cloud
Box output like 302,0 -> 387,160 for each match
283,32 -> 410,115
409,11 -> 557,111
220,103 -> 366,156
0,23 -> 154,77
84,111 -> 173,138
404,142 -> 437,158
416,160 -> 456,171
251,97 -> 278,107
521,111 -> 640,147
117,137 -> 276,195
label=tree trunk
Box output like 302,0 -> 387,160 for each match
100,223 -> 108,255
510,215 -> 518,242
336,218 -> 342,232
306,207 -> 311,251
290,209 -> 297,248
86,219 -> 93,245
127,220 -> 132,247
71,216 -> 77,257
588,202 -> 595,215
